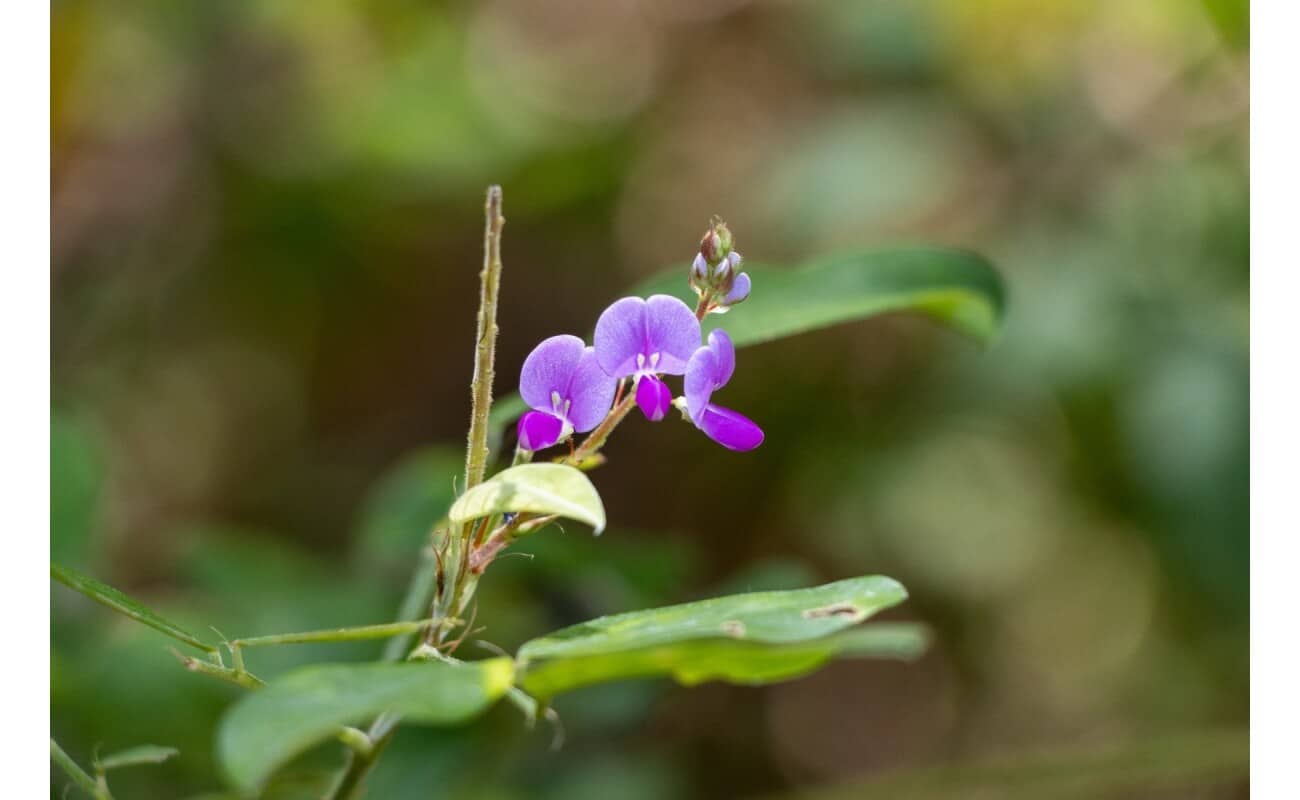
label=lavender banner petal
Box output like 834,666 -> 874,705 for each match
643,295 -> 701,375
593,297 -> 649,378
565,347 -> 617,432
520,335 -> 586,412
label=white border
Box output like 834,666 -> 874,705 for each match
3,1 -> 51,796
1251,1 -> 1283,795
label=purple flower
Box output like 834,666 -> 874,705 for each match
594,295 -> 701,421
683,329 -> 763,451
720,265 -> 751,306
517,334 -> 617,451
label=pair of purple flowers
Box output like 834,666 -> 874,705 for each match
516,294 -> 763,453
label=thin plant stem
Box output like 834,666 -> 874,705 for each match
381,545 -> 440,661
51,738 -> 111,800
326,186 -> 507,800
232,619 -> 444,649
464,185 -> 505,492
566,392 -> 637,465
171,648 -> 265,689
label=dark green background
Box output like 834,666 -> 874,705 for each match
52,0 -> 1248,797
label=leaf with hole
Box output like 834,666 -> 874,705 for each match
217,658 -> 514,794
516,576 -> 921,698
449,463 -> 605,534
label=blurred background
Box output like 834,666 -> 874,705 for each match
51,0 -> 1248,797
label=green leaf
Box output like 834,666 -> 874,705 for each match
520,623 -> 929,698
50,562 -> 217,654
448,463 -> 606,534
96,744 -> 179,771
638,247 -> 1005,347
217,658 -> 515,794
489,247 -> 1004,442
516,576 -> 921,697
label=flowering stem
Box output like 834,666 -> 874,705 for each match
694,291 -> 714,319
566,392 -> 637,465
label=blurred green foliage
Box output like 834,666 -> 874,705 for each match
52,0 -> 1247,797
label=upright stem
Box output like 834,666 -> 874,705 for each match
464,185 -> 505,492
327,186 -> 507,800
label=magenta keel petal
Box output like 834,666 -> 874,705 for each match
635,375 -> 673,422
696,404 -> 764,451
517,411 -> 566,451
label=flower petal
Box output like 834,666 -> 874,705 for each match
722,272 -> 751,305
643,295 -> 701,374
517,411 -> 566,451
696,404 -> 764,451
683,345 -> 718,423
705,329 -> 735,387
635,375 -> 673,422
520,335 -> 585,413
564,347 -> 617,432
593,297 -> 648,378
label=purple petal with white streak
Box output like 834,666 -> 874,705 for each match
643,295 -> 700,374
696,404 -> 764,451
564,347 -> 617,432
593,297 -> 649,378
519,335 -> 585,413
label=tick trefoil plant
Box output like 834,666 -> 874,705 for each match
51,186 -> 1005,799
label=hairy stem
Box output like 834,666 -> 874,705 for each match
326,186 -> 508,800
464,185 -> 505,492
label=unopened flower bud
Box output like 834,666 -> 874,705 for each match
713,253 -> 735,296
699,219 -> 734,267
721,271 -> 751,306
688,252 -> 709,296
700,229 -> 724,266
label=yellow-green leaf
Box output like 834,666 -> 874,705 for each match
449,463 -> 605,534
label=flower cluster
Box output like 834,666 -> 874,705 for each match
516,222 -> 762,453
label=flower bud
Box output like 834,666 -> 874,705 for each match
688,252 -> 709,296
698,219 -> 733,267
713,253 -> 735,296
722,270 -> 751,306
